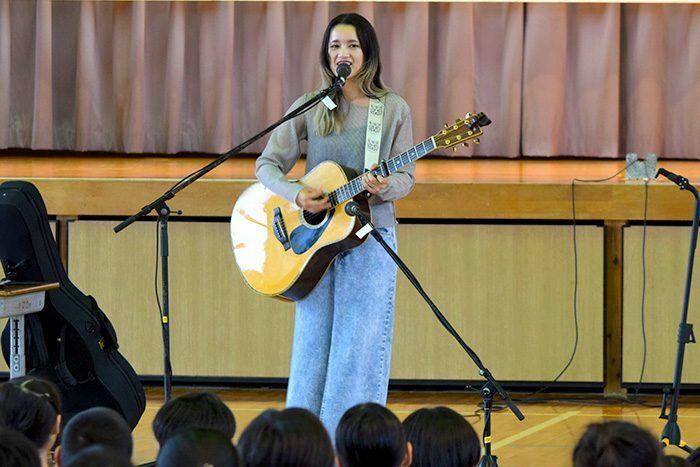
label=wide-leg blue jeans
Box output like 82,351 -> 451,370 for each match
286,227 -> 398,437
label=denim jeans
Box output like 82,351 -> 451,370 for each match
286,226 -> 398,437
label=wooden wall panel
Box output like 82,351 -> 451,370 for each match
67,221 -> 604,383
392,224 -> 604,382
623,226 -> 700,384
67,221 -> 295,378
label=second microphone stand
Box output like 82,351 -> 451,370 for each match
344,202 -> 525,466
655,168 -> 699,455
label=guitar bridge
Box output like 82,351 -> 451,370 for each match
272,207 -> 291,251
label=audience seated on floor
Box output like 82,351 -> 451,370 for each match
0,377 -> 62,467
56,406 -> 133,467
156,428 -> 238,467
0,426 -> 42,467
237,407 -> 334,467
335,402 -> 412,467
9,386 -> 676,467
152,391 -> 236,447
573,420 -> 664,467
402,406 -> 480,467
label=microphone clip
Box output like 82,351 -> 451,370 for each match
318,63 -> 351,110
344,201 -> 374,239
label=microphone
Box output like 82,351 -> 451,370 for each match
335,63 -> 351,86
344,201 -> 369,223
656,168 -> 683,185
344,200 -> 363,217
656,167 -> 696,193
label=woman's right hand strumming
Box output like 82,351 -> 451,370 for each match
295,186 -> 330,213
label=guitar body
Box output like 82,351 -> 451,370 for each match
231,161 -> 368,300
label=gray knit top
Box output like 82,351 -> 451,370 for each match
255,92 -> 416,228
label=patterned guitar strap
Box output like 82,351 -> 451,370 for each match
353,96 -> 386,238
364,96 -> 386,170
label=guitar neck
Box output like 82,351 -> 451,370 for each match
328,137 -> 436,207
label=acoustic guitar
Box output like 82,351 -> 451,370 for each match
230,112 -> 491,300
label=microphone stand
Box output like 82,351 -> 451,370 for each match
656,169 -> 698,455
113,76 -> 348,402
344,202 -> 525,467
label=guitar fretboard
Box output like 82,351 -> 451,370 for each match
327,137 -> 436,207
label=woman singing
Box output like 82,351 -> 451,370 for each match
255,12 -> 415,435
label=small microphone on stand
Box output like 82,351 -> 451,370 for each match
344,201 -> 369,222
344,200 -> 363,216
657,168 -> 683,184
344,201 -> 375,240
657,168 -> 691,190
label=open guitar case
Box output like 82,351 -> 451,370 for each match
0,180 -> 146,429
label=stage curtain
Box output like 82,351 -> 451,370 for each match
0,1 -> 697,158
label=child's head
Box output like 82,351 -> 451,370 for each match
403,406 -> 480,467
238,408 -> 334,467
156,428 -> 238,467
0,427 -> 42,467
573,421 -> 663,467
152,391 -> 236,446
335,402 -> 411,467
0,377 -> 61,453
58,407 -> 133,466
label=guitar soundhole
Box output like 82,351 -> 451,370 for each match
302,209 -> 329,227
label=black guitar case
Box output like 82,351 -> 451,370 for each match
0,181 -> 146,429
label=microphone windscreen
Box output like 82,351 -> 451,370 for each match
336,63 -> 352,80
344,201 -> 360,217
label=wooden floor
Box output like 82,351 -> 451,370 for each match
133,387 -> 700,466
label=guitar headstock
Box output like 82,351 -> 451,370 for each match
433,112 -> 492,150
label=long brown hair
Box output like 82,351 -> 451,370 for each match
314,13 -> 387,136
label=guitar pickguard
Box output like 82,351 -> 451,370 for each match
289,209 -> 335,254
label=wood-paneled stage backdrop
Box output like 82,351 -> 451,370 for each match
2,156 -> 700,395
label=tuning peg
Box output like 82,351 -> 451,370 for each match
453,147 -> 458,152
444,123 -> 449,129
463,142 -> 469,148
466,112 -> 472,118
474,138 -> 480,145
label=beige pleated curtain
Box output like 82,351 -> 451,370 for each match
0,1 -> 698,158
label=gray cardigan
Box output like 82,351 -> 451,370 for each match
256,92 -> 416,228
